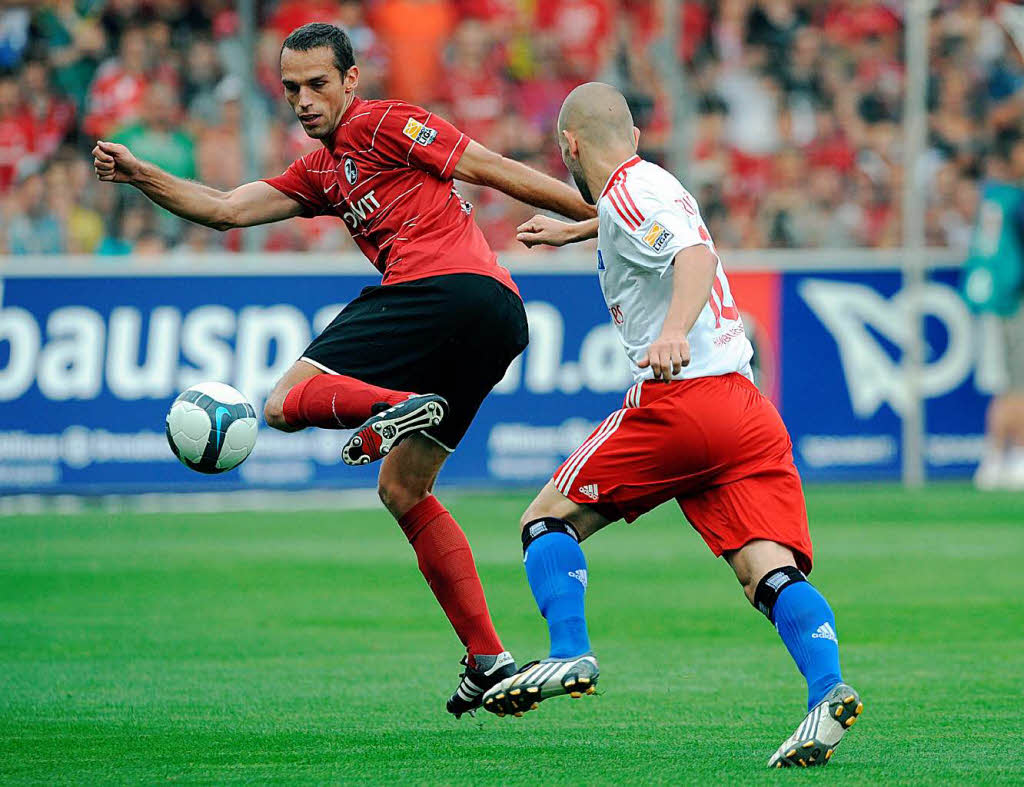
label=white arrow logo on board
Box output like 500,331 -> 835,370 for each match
798,279 -> 973,419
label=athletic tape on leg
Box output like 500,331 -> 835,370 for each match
521,517 -> 580,551
753,565 -> 807,621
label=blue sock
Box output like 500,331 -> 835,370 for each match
772,582 -> 843,710
524,531 -> 590,659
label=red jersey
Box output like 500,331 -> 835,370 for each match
264,97 -> 515,291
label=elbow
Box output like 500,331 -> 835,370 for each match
210,193 -> 240,231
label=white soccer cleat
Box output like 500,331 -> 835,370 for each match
481,654 -> 599,717
767,682 -> 863,768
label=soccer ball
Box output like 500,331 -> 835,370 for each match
165,382 -> 258,474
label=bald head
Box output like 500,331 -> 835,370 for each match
556,82 -> 639,204
557,82 -> 635,147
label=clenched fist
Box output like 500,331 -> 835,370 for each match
516,215 -> 578,248
92,140 -> 141,183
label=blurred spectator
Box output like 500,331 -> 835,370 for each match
21,60 -> 77,161
97,203 -> 151,255
0,74 -> 34,194
965,130 -> 1024,490
370,0 -> 456,103
436,20 -> 506,147
83,24 -> 156,138
6,172 -> 65,255
31,1 -> 107,111
0,6 -> 31,70
113,82 -> 196,180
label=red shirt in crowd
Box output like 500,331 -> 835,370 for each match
536,0 -> 613,75
263,96 -> 516,292
0,111 -> 33,193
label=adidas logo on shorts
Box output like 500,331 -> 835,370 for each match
578,483 -> 599,500
811,622 -> 838,643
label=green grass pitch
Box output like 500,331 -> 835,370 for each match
2,484 -> 1023,784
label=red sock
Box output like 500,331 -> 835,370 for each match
281,375 -> 411,429
398,496 -> 504,659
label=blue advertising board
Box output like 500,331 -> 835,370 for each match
780,268 -> 992,481
0,262 -> 994,493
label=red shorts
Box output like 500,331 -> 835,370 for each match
553,373 -> 813,572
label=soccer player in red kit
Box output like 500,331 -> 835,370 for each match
93,23 -> 595,718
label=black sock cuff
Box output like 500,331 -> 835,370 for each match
753,566 -> 807,622
522,517 -> 580,552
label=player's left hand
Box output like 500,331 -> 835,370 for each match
638,332 -> 690,381
516,215 -> 576,248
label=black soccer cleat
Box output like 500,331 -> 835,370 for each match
341,393 -> 447,465
446,651 -> 517,719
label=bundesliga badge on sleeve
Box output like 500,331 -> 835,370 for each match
642,222 -> 673,252
403,117 -> 438,146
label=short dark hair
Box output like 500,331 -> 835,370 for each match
281,23 -> 356,74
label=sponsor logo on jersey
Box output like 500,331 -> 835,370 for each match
341,190 -> 380,229
343,157 -> 358,185
402,117 -> 438,146
642,222 -> 673,252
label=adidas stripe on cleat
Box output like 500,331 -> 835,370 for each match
446,651 -> 517,719
767,682 -> 863,768
341,394 -> 447,466
481,654 -> 599,717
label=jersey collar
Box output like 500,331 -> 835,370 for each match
326,94 -> 364,151
599,155 -> 642,200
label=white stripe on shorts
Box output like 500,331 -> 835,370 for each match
554,411 -> 622,493
557,409 -> 626,496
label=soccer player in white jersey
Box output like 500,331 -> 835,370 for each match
481,83 -> 863,769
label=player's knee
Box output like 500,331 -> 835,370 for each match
377,474 -> 429,518
263,399 -> 294,432
519,506 -> 544,532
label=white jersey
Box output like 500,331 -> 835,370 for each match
596,155 -> 753,383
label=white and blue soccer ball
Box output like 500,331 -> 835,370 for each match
165,382 -> 258,474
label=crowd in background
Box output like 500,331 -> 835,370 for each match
1,0 -> 1023,256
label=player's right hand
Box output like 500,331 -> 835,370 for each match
516,215 -> 577,248
638,331 -> 690,381
92,140 -> 140,183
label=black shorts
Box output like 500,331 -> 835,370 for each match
301,273 -> 529,451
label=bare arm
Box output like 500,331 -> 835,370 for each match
515,215 -> 599,248
93,140 -> 303,230
453,140 -> 596,221
638,244 -> 718,381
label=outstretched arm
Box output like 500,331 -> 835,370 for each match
515,215 -> 599,248
93,140 -> 303,231
453,140 -> 596,221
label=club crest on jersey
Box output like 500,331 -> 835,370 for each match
402,117 -> 438,146
343,157 -> 358,185
642,222 -> 673,252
